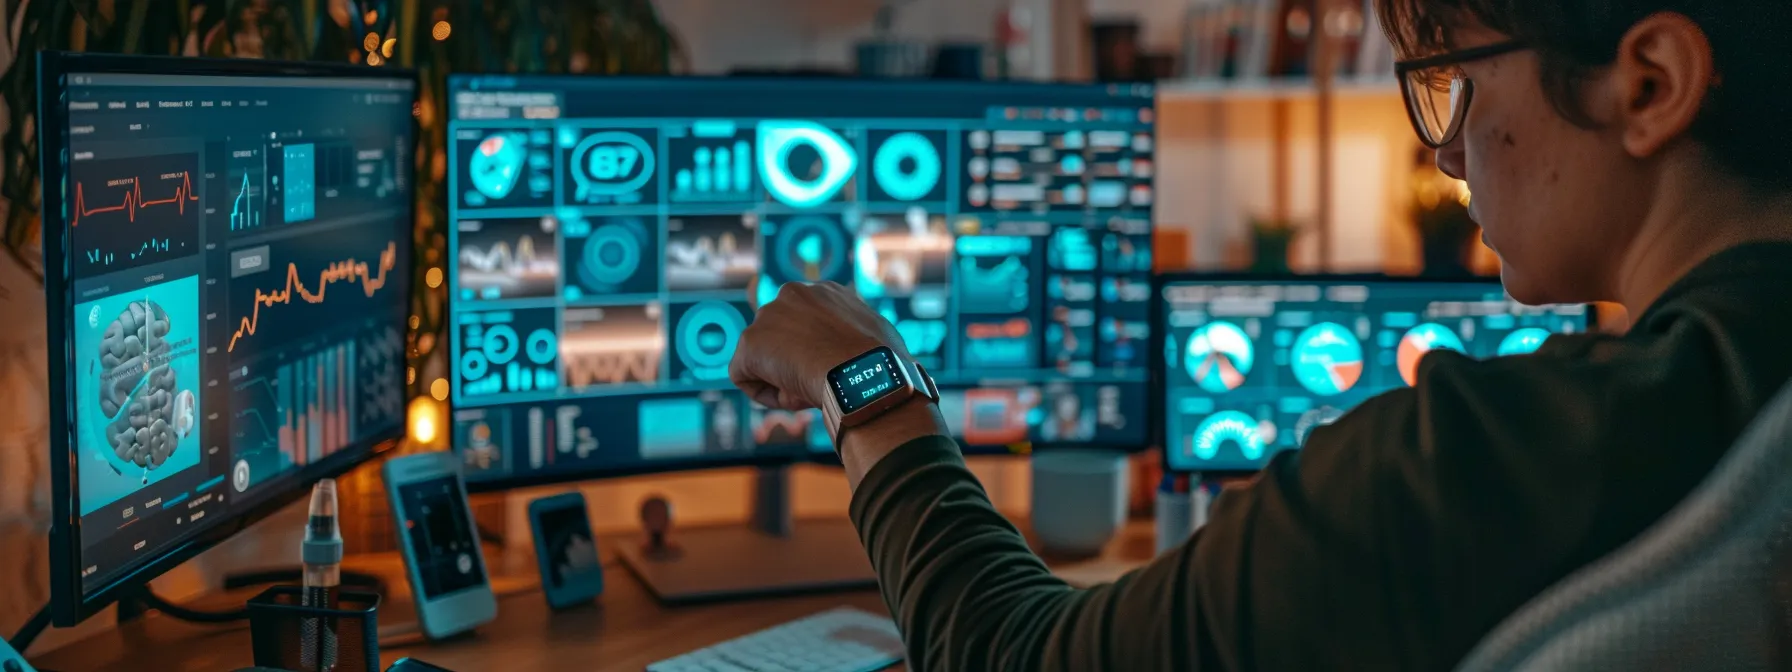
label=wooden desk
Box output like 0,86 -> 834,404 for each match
31,520 -> 1155,671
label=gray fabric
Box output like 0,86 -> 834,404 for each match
1456,381 -> 1792,671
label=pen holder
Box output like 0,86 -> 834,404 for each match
1154,489 -> 1194,555
247,586 -> 382,672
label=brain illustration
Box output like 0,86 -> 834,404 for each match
97,300 -> 179,472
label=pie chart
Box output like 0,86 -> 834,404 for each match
1189,410 -> 1265,462
1184,321 -> 1253,393
470,131 -> 528,200
1498,327 -> 1552,356
1398,323 -> 1466,386
1291,322 -> 1363,396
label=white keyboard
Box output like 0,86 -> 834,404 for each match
646,607 -> 904,672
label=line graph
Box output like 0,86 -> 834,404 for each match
227,240 -> 399,352
72,171 -> 198,227
456,217 -> 560,300
230,169 -> 263,230
70,153 -> 202,275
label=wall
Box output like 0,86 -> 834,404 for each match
657,0 -> 1020,75
1154,91 -> 1422,273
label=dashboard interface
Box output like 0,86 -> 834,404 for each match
447,76 -> 1155,487
51,68 -> 414,597
1158,279 -> 1588,472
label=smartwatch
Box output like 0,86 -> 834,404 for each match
823,345 -> 940,448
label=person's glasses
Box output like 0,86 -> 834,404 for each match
1394,40 -> 1529,148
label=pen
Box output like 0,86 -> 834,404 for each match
302,479 -> 342,671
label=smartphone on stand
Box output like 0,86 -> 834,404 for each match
384,451 -> 497,639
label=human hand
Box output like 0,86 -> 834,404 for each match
728,281 -> 909,412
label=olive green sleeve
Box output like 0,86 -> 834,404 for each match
848,436 -> 1216,671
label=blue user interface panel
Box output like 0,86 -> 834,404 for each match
55,72 -> 414,595
1158,279 -> 1588,472
447,76 -> 1155,486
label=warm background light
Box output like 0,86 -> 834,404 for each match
432,21 -> 452,41
430,377 -> 449,401
425,266 -> 443,288
408,396 -> 440,445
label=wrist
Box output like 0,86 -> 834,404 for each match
838,398 -> 949,489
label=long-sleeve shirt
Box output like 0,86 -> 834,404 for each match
848,242 -> 1792,671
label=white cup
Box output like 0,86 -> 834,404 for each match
1029,450 -> 1130,557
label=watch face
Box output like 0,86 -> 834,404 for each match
829,347 -> 908,415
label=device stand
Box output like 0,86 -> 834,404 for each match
617,466 -> 877,605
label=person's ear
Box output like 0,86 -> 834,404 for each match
1612,12 -> 1715,158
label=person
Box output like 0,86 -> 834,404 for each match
728,1 -> 1792,669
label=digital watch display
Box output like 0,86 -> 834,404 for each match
824,345 -> 939,448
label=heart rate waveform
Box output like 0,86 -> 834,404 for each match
457,217 -> 560,301
227,241 -> 400,352
561,305 -> 663,387
72,171 -> 198,227
70,153 -> 201,275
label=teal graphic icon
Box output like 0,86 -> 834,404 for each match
873,132 -> 941,201
1291,322 -> 1364,396
471,131 -> 528,200
569,131 -> 655,200
1498,327 -> 1552,356
1190,411 -> 1265,461
758,121 -> 857,208
1184,321 -> 1253,393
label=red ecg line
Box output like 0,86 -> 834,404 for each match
227,242 -> 399,352
72,172 -> 198,227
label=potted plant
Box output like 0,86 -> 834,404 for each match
1409,148 -> 1481,277
1249,216 -> 1301,274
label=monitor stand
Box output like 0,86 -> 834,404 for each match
617,466 -> 877,605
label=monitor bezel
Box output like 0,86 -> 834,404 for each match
443,73 -> 1159,485
40,51 -> 420,626
1148,271 -> 1597,475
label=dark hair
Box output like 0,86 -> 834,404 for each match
1375,1 -> 1792,186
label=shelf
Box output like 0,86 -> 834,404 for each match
1156,77 -> 1400,102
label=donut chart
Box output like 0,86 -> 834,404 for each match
1189,410 -> 1265,462
1183,321 -> 1253,393
873,132 -> 943,201
675,301 -> 748,380
579,218 -> 647,288
1498,327 -> 1552,356
771,216 -> 848,283
1398,323 -> 1466,386
1291,322 -> 1363,396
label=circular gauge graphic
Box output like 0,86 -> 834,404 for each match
578,217 -> 649,290
1498,327 -> 1553,356
470,131 -> 528,200
1398,323 -> 1466,386
1189,411 -> 1265,462
772,216 -> 849,283
675,301 -> 748,380
1293,406 -> 1345,446
873,132 -> 943,201
1291,322 -> 1364,396
1183,321 -> 1254,393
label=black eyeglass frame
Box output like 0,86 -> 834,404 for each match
1394,40 -> 1530,148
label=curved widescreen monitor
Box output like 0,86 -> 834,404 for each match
447,75 -> 1156,490
1153,274 -> 1589,473
40,53 -> 416,624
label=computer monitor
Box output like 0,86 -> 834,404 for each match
1154,274 -> 1590,473
446,75 -> 1156,491
40,53 -> 417,625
